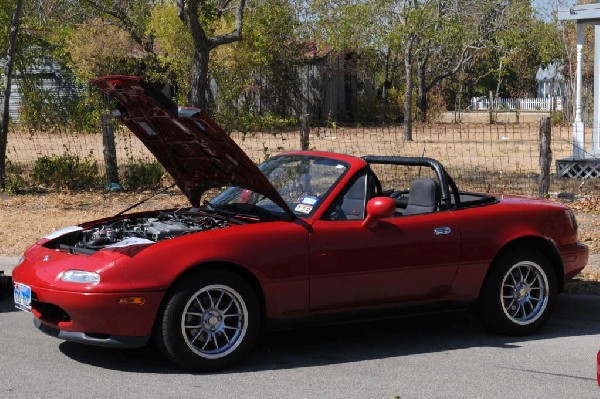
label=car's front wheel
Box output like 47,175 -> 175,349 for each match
479,249 -> 557,335
155,270 -> 260,371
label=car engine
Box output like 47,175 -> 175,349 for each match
76,212 -> 229,251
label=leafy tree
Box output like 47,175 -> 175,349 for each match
212,0 -> 302,121
147,2 -> 193,102
309,0 -> 476,137
0,0 -> 23,189
176,0 -> 247,109
149,0 -> 302,129
413,0 -> 487,122
465,1 -> 564,102
65,18 -> 147,80
81,0 -> 156,49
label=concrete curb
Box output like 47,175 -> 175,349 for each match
0,256 -> 17,300
0,256 -> 20,276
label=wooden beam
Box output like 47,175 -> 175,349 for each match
559,4 -> 600,23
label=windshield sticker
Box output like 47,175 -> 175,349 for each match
336,164 -> 345,169
301,197 -> 318,205
294,204 -> 313,214
44,226 -> 84,240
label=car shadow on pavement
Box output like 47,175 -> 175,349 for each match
242,293 -> 600,373
565,279 -> 600,296
54,293 -> 600,375
59,341 -> 185,374
0,296 -> 18,313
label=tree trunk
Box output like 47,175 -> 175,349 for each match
417,59 -> 427,123
0,0 -> 23,189
189,44 -> 211,109
179,0 -> 246,111
403,39 -> 414,141
495,58 -> 503,100
382,48 -> 391,101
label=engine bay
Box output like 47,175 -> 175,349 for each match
44,210 -> 231,254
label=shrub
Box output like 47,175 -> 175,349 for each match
32,152 -> 100,190
215,107 -> 300,133
121,160 -> 164,190
3,161 -> 27,193
551,110 -> 565,126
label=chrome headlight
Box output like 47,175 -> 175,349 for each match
59,270 -> 100,284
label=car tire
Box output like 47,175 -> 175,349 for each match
478,249 -> 557,335
154,270 -> 260,371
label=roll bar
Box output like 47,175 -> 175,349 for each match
362,156 -> 460,209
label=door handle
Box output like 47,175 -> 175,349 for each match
433,227 -> 452,235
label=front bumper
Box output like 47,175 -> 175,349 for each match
560,242 -> 589,281
34,318 -> 150,348
26,284 -> 165,344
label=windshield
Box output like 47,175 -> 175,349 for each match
209,155 -> 348,219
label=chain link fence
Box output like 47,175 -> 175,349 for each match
4,120 -> 594,196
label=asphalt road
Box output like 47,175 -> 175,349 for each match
0,282 -> 599,398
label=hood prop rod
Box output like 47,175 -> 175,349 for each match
114,183 -> 177,217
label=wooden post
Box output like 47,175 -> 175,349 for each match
300,114 -> 310,151
101,114 -> 121,191
538,117 -> 552,198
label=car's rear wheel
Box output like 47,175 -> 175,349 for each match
155,270 -> 259,371
479,249 -> 557,335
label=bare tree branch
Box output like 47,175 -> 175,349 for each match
181,0 -> 209,49
208,0 -> 247,48
81,0 -> 144,45
426,46 -> 473,92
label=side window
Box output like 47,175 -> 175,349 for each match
324,173 -> 367,220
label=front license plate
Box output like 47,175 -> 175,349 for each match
14,282 -> 32,312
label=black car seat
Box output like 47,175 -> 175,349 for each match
403,178 -> 440,216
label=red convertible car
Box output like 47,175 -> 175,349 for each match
13,76 -> 588,371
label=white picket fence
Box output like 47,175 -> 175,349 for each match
470,96 -> 563,112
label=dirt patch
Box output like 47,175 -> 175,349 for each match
0,191 -> 188,255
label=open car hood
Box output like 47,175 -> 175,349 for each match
92,76 -> 294,219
